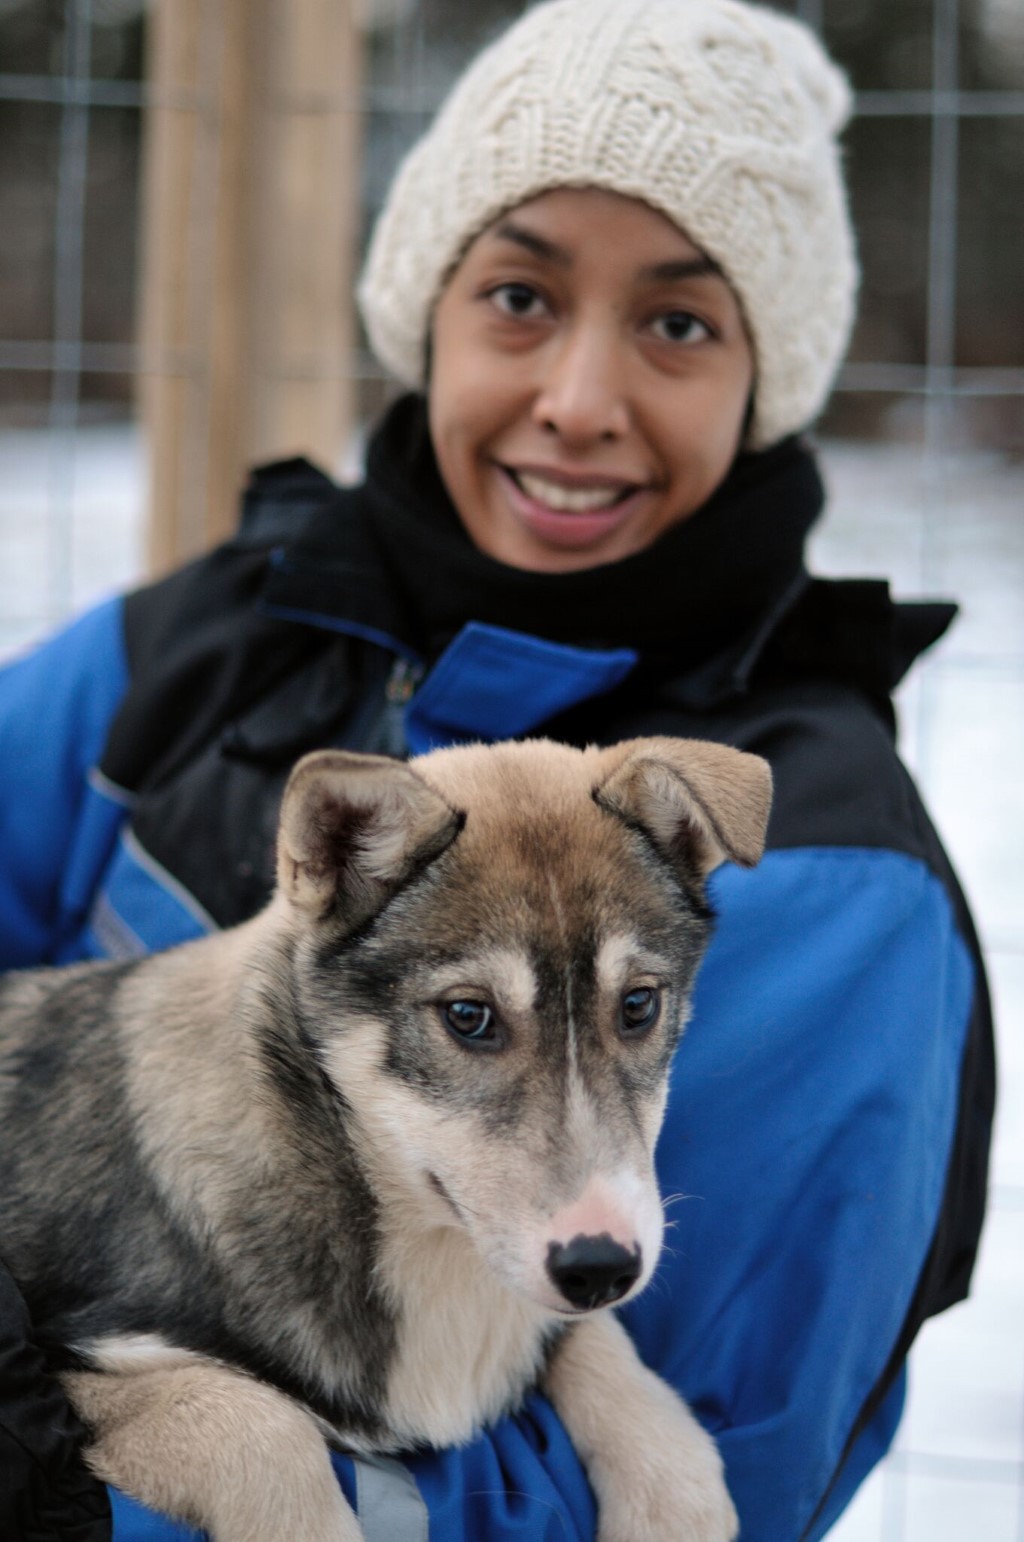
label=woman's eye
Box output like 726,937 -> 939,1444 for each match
651,311 -> 711,345
619,986 -> 661,1037
489,282 -> 545,319
441,1000 -> 497,1045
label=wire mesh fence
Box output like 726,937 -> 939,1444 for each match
0,2 -> 1021,1537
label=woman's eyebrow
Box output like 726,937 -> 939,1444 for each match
639,255 -> 723,283
490,221 -> 571,264
488,224 -> 722,286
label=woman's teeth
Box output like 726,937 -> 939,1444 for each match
514,471 -> 630,513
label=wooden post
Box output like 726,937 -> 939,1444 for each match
138,0 -> 364,573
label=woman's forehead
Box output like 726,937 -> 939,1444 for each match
470,187 -> 711,268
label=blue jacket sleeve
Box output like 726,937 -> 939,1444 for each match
0,599 -> 131,970
103,842 -> 978,1542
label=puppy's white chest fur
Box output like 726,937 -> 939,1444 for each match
379,1221 -> 555,1448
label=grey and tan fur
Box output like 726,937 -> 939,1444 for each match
0,736 -> 772,1542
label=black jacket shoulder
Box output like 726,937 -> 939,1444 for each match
105,462 -> 351,795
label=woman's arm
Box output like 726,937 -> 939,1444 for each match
0,599 -> 131,970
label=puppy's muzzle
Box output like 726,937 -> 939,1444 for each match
546,1234 -> 642,1311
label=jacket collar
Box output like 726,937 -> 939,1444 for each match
254,398 -> 955,715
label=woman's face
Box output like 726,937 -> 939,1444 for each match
428,187 -> 755,573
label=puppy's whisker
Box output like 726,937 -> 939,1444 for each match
645,1268 -> 675,1305
662,1190 -> 701,1210
466,1492 -> 572,1536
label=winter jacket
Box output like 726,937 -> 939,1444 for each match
0,400 -> 994,1541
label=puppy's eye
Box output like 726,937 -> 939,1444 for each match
620,986 -> 661,1037
441,1000 -> 497,1046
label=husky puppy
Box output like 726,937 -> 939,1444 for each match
0,737 -> 770,1542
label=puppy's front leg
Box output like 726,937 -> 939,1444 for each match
64,1361 -> 363,1542
545,1313 -> 738,1542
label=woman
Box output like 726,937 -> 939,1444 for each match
0,1 -> 993,1538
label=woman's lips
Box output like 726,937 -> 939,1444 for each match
498,464 -> 650,549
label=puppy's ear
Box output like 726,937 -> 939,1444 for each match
593,737 -> 772,879
277,750 -> 463,924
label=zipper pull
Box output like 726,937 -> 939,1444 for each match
385,656 -> 423,706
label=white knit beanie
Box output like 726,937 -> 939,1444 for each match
357,0 -> 858,449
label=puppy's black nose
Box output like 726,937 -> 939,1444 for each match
546,1234 -> 642,1311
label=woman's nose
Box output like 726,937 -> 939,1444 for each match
531,326 -> 631,445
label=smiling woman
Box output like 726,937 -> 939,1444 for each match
0,0 -> 994,1540
428,189 -> 755,571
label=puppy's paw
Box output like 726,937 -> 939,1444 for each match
594,1407 -> 738,1542
597,1460 -> 738,1542
545,1313 -> 739,1542
65,1362 -> 365,1542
